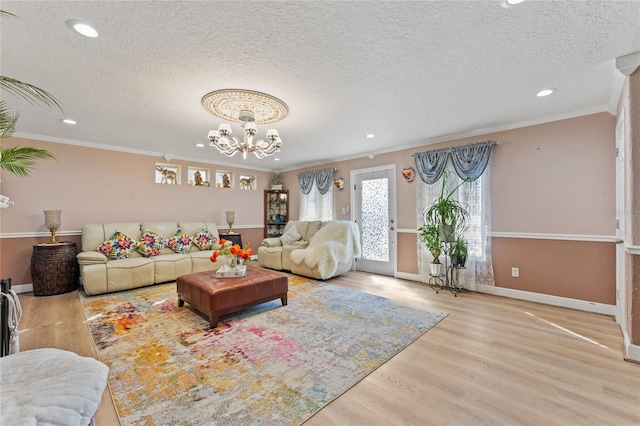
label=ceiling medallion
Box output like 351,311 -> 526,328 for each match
202,89 -> 289,159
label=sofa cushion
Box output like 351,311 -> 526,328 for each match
286,221 -> 309,241
261,238 -> 282,248
286,220 -> 322,241
179,222 -> 221,251
152,254 -> 191,283
166,229 -> 193,253
258,246 -> 283,270
97,231 -> 138,259
105,258 -> 154,293
82,223 -> 142,254
136,230 -> 167,257
305,221 -> 323,241
192,228 -> 216,250
280,225 -> 301,245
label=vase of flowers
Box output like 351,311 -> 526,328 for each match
210,239 -> 252,275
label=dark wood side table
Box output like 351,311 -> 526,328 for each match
219,233 -> 242,247
31,242 -> 79,296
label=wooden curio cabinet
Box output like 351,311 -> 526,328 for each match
264,190 -> 289,238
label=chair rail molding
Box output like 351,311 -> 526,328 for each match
489,232 -> 614,243
0,224 -> 265,239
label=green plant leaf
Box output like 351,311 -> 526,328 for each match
0,76 -> 62,110
0,146 -> 56,177
0,101 -> 19,139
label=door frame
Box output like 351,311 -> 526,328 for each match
350,164 -> 397,276
615,110 -> 626,332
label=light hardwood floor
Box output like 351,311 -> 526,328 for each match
16,271 -> 640,425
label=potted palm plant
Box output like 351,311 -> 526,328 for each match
423,169 -> 470,242
450,236 -> 468,267
417,223 -> 443,275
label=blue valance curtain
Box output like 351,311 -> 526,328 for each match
413,140 -> 496,183
297,167 -> 335,194
298,171 -> 315,195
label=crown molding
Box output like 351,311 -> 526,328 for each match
615,51 -> 640,76
12,132 -> 276,173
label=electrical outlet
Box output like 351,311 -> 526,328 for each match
511,267 -> 520,277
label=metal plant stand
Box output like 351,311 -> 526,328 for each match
429,241 -> 466,297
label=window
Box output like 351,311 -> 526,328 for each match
299,184 -> 333,221
155,163 -> 180,184
187,167 -> 209,186
417,164 -> 494,288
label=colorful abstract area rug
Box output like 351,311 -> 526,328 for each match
80,275 -> 447,425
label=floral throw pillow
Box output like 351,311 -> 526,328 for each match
97,231 -> 137,259
137,230 -> 167,257
166,229 -> 193,254
192,228 -> 217,251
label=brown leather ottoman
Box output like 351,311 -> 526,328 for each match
176,265 -> 288,328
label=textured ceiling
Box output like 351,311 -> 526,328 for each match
1,1 -> 639,171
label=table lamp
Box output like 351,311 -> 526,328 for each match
225,211 -> 235,234
43,210 -> 62,243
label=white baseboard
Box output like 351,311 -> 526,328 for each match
394,271 -> 421,281
394,271 -> 615,316
475,285 -> 616,316
622,330 -> 640,363
11,283 -> 33,294
626,343 -> 640,363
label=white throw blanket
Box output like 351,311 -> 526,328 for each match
290,221 -> 361,279
0,348 -> 108,426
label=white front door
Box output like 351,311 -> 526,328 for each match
351,165 -> 397,276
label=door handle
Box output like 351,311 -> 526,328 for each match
615,238 -> 624,244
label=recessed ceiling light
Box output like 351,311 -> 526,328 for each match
65,20 -> 98,38
61,118 -> 76,125
366,134 -> 375,138
274,158 -> 280,161
195,143 -> 205,148
500,0 -> 526,9
536,88 -> 556,97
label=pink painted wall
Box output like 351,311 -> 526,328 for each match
0,138 -> 271,233
624,68 -> 640,345
490,114 -> 616,235
0,137 -> 270,284
286,113 -> 616,235
0,112 -> 620,306
282,112 -> 617,303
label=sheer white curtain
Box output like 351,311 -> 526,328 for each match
417,164 -> 494,290
299,184 -> 334,221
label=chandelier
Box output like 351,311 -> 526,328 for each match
202,89 -> 289,159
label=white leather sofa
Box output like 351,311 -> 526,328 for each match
258,220 -> 361,280
77,222 -> 224,295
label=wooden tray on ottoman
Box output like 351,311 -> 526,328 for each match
176,265 -> 288,328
